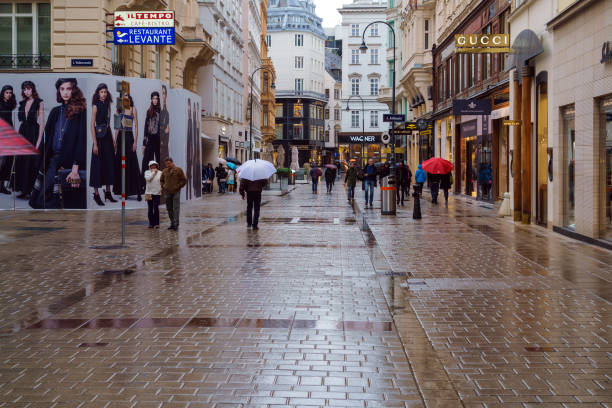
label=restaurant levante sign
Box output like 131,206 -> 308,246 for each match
455,34 -> 511,53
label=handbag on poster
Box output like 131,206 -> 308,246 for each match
57,169 -> 87,191
95,124 -> 108,139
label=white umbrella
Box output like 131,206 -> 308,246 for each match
237,159 -> 276,181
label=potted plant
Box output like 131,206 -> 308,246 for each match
276,167 -> 291,191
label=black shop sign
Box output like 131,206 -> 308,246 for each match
338,134 -> 381,144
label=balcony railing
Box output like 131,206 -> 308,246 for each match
0,54 -> 50,70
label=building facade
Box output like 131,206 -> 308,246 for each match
267,0 -> 327,167
324,69 -> 342,163
338,0 -> 390,166
259,0 -> 277,154
432,0 -> 511,203
198,0 -> 247,165
243,0 -> 263,160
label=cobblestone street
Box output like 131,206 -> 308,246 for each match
0,184 -> 610,408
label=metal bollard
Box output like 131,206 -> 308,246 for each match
380,175 -> 397,215
412,184 -> 422,219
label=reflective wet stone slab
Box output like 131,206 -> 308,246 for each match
0,184 -> 610,407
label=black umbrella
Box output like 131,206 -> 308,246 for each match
226,157 -> 241,165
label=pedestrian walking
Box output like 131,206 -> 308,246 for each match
202,163 -> 214,193
240,178 -> 267,230
395,162 -> 411,205
309,164 -> 319,194
144,160 -> 162,228
215,163 -> 227,193
440,172 -> 452,206
324,167 -> 335,193
345,161 -> 358,202
227,167 -> 237,193
363,159 -> 377,207
160,157 -> 186,230
429,173 -> 440,204
415,164 -> 426,197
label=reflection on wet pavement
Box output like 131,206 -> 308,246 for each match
0,184 -> 610,407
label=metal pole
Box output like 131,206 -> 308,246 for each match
249,78 -> 253,160
121,123 -> 125,246
390,29 -> 396,173
361,97 -> 365,167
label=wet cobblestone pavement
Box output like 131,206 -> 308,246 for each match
0,184 -> 610,407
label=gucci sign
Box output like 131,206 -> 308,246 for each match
455,34 -> 511,53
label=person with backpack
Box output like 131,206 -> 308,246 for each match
415,164 -> 427,197
324,167 -> 336,193
363,159 -> 377,207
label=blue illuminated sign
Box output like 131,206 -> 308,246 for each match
113,27 -> 175,45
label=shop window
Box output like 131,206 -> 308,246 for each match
536,77 -> 548,226
562,105 -> 575,229
275,124 -> 283,139
600,95 -> 612,240
293,124 -> 303,139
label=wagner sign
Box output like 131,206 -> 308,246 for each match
338,134 -> 381,144
455,34 -> 510,53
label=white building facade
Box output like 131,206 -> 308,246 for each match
338,0 -> 390,165
243,0 -> 264,159
198,0 -> 246,165
267,0 -> 328,167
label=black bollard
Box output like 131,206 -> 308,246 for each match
412,185 -> 422,219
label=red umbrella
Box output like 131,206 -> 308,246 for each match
421,157 -> 454,174
0,118 -> 38,156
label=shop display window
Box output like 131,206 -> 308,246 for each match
562,105 -> 575,229
600,95 -> 612,241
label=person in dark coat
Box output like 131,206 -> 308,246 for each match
15,81 -> 45,199
429,173 -> 440,204
215,163 -> 227,193
395,162 -> 411,205
363,159 -> 377,207
112,95 -> 142,200
240,177 -> 268,230
89,83 -> 116,206
202,163 -> 215,193
29,78 -> 86,209
345,161 -> 358,202
309,164 -> 320,194
0,85 -> 16,194
324,167 -> 336,193
440,172 -> 452,205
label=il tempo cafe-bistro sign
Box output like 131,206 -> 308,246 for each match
455,34 -> 510,53
113,11 -> 175,45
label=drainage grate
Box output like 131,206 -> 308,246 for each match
378,271 -> 413,277
17,226 -> 64,232
78,342 -> 109,347
525,346 -> 555,352
89,245 -> 127,250
96,269 -> 135,276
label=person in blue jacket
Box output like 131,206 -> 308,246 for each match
414,164 -> 427,196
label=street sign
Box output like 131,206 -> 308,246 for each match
394,129 -> 412,135
416,118 -> 428,131
114,11 -> 174,28
503,120 -> 522,126
71,58 -> 93,67
114,27 -> 175,45
383,114 -> 405,122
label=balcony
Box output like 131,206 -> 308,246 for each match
275,90 -> 328,103
0,54 -> 50,70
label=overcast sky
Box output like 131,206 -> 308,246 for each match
314,0 -> 345,28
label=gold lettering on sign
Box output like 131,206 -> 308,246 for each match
455,34 -> 510,53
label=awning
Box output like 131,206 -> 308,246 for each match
200,132 -> 214,141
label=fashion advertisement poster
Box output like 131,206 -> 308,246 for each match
0,74 -> 201,210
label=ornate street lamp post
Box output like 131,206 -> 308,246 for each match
249,66 -> 276,160
360,21 -> 396,172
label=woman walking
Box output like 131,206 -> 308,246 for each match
227,167 -> 237,193
113,95 -> 142,200
89,83 -> 116,206
15,81 -> 45,199
144,160 -> 162,228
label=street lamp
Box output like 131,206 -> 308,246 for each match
360,21 -> 396,173
249,66 -> 276,160
346,95 -> 365,167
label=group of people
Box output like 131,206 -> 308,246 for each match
308,165 -> 337,194
201,163 -> 238,194
341,159 -> 453,207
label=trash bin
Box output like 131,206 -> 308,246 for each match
288,172 -> 295,185
380,175 -> 396,215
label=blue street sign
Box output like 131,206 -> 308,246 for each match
113,27 -> 175,45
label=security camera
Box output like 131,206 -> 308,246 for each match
381,132 -> 391,145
